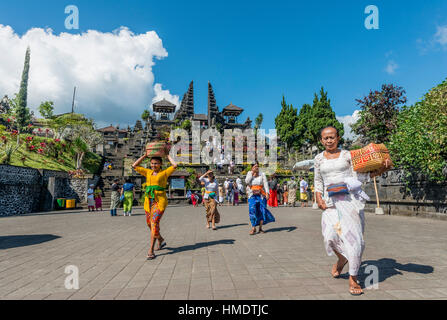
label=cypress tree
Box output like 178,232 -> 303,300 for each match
16,46 -> 31,129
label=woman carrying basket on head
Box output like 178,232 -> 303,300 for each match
245,162 -> 275,235
199,170 -> 220,230
314,126 -> 390,296
132,144 -> 177,260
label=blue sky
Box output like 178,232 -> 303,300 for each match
1,0 -> 447,132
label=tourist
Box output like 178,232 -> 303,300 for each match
267,175 -> 278,207
287,177 -> 297,207
94,185 -> 103,211
193,192 -> 200,207
224,178 -> 229,204
282,183 -> 288,206
277,183 -> 283,206
199,170 -> 220,230
300,177 -> 309,207
132,150 -> 177,260
233,180 -> 239,206
87,184 -> 95,212
200,183 -> 206,206
227,179 -> 234,205
218,184 -> 225,205
314,126 -> 390,295
121,178 -> 135,216
186,189 -> 192,203
110,179 -> 120,216
245,162 -> 275,235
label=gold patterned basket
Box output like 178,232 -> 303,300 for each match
146,141 -> 167,157
350,143 -> 393,173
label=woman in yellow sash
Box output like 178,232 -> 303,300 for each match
132,151 -> 177,260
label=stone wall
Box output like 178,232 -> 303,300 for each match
0,164 -> 100,216
364,169 -> 447,220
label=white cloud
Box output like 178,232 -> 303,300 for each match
151,83 -> 180,111
0,25 -> 178,128
337,110 -> 360,140
434,25 -> 447,46
385,60 -> 398,75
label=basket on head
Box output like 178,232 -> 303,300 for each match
350,143 -> 393,173
146,141 -> 167,157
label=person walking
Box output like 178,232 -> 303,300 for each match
245,162 -> 275,235
132,150 -> 177,260
282,183 -> 288,207
94,185 -> 103,211
121,178 -> 135,216
233,180 -> 239,206
110,179 -> 120,216
218,184 -> 225,205
287,177 -> 297,207
227,179 -> 234,205
267,175 -> 278,207
300,177 -> 309,207
87,184 -> 95,212
199,170 -> 220,230
315,126 -> 390,295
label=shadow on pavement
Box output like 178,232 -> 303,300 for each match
337,258 -> 434,283
157,239 -> 235,256
0,234 -> 61,250
265,226 -> 297,233
216,223 -> 248,230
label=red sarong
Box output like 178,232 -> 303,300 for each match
268,190 -> 278,207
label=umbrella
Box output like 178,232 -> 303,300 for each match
292,160 -> 314,171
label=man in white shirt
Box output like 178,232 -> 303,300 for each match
300,177 -> 309,207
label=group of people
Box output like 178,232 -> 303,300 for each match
92,125 -> 391,296
87,184 -> 103,212
266,175 -> 312,208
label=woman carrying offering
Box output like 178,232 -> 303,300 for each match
132,148 -> 177,260
245,162 -> 275,235
199,170 -> 221,230
314,126 -> 390,296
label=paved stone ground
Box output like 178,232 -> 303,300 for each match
0,204 -> 446,300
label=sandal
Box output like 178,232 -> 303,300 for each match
331,259 -> 348,278
249,229 -> 256,235
146,253 -> 156,260
258,229 -> 265,234
349,284 -> 363,296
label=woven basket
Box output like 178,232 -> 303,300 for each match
146,141 -> 167,157
350,143 -> 393,173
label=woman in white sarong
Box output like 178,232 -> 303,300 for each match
314,126 -> 389,295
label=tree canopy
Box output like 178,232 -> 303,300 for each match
351,84 -> 407,144
389,79 -> 447,182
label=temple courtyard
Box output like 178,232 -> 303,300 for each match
0,204 -> 446,300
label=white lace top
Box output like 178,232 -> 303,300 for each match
245,171 -> 270,198
314,149 -> 370,207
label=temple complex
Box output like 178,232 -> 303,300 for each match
96,80 -> 252,160
94,81 -> 253,205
